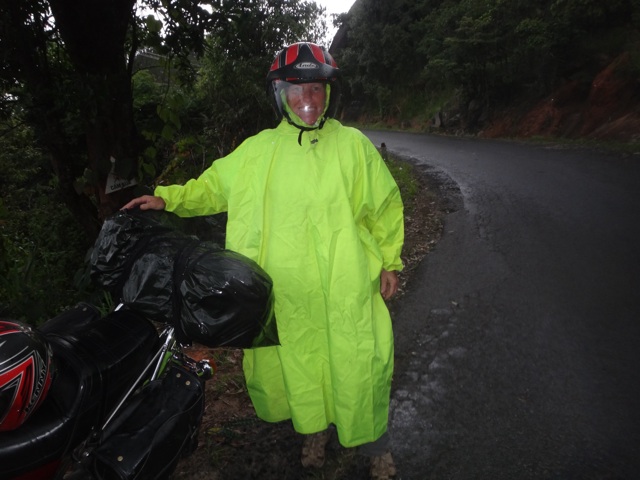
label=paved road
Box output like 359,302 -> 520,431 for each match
363,131 -> 640,480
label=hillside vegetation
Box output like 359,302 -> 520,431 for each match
330,0 -> 640,144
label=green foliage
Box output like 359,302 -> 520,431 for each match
4,0 -> 636,326
379,148 -> 419,203
153,0 -> 327,185
0,0 -> 326,323
0,121 -> 90,325
335,0 -> 639,122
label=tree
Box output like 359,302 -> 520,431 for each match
0,0 -> 326,239
0,1 -> 219,238
190,0 -> 327,162
0,0 -> 325,322
334,0 -> 638,123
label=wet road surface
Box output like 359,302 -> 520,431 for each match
364,131 -> 640,480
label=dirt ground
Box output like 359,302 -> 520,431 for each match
172,159 -> 447,480
480,52 -> 640,144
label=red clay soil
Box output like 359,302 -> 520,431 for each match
482,52 -> 640,144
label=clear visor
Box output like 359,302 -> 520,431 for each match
274,81 -> 331,128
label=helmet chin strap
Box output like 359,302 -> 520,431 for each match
284,114 -> 327,146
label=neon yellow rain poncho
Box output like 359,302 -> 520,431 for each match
155,118 -> 404,447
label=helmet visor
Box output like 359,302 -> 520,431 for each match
275,81 -> 331,128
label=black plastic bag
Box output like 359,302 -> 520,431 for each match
90,209 -> 188,293
91,210 -> 278,348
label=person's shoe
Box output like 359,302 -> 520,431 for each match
370,451 -> 397,479
300,430 -> 331,468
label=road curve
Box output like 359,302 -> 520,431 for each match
364,130 -> 640,480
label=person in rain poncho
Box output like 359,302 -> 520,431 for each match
123,42 -> 404,480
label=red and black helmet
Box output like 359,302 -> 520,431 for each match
267,42 -> 340,84
266,42 -> 341,122
0,320 -> 53,431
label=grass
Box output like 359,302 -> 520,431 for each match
380,148 -> 420,203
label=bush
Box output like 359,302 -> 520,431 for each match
0,123 -> 89,325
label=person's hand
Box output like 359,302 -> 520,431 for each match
121,195 -> 166,211
380,269 -> 399,300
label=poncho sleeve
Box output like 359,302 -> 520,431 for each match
153,143 -> 247,217
354,134 -> 404,273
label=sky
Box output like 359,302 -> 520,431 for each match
316,0 -> 356,16
316,0 -> 356,43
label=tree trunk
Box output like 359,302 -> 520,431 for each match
48,0 -> 141,226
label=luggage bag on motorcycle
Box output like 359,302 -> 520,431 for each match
91,209 -> 279,349
90,364 -> 205,480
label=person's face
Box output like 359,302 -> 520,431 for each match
285,82 -> 326,126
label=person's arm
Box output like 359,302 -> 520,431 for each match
357,139 -> 404,300
121,195 -> 166,211
353,136 -> 404,272
380,269 -> 399,300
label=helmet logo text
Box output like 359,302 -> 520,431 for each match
294,62 -> 319,70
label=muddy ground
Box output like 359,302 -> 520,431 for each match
172,159 -> 447,480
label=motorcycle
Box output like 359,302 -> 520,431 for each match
0,209 -> 278,479
1,302 -> 212,479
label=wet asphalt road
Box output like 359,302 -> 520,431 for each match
363,131 -> 640,480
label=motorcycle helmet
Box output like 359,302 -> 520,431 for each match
0,320 -> 53,431
266,42 -> 341,132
